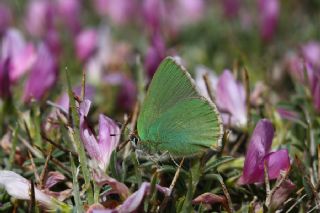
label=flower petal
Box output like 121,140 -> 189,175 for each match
1,28 -> 37,82
264,149 -> 290,180
75,28 -> 97,62
258,0 -> 279,41
97,114 -> 120,170
0,170 -> 54,208
238,119 -> 274,184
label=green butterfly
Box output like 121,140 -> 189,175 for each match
131,57 -> 223,157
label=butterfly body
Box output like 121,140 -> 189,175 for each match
136,57 -> 223,157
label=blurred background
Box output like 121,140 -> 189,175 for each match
1,0 -> 320,117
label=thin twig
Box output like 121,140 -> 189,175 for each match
27,151 -> 40,183
203,73 -> 215,102
242,67 -> 251,129
217,175 -> 234,213
264,161 -> 271,206
41,133 -> 78,157
39,146 -> 53,189
159,158 -> 185,212
28,179 -> 36,213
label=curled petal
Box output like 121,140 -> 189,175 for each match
216,70 -> 247,126
45,171 -> 65,189
94,171 -> 130,199
93,182 -> 169,213
270,179 -> 295,210
192,192 -> 227,205
238,119 -> 274,184
264,149 -> 290,180
276,108 -> 300,121
0,170 -> 55,208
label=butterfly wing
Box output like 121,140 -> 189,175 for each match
137,57 -> 223,156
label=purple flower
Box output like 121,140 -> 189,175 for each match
216,70 -> 247,127
238,119 -> 290,185
91,182 -> 170,213
104,73 -> 137,111
258,0 -> 279,42
144,33 -> 166,79
23,43 -> 58,102
0,58 -> 11,99
142,0 -> 165,33
0,3 -> 12,35
301,41 -> 320,69
56,0 -> 81,35
75,28 -> 98,62
285,43 -> 320,111
25,0 -> 55,37
94,0 -> 137,25
1,28 -> 37,82
45,29 -> 62,58
79,99 -> 120,171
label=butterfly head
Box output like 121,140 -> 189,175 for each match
129,134 -> 140,149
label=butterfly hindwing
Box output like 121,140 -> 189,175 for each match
137,57 -> 223,156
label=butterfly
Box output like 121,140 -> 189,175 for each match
131,57 -> 223,157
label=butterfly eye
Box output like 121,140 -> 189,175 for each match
130,134 -> 140,148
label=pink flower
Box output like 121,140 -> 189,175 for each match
0,171 -> 56,209
1,28 -> 37,82
23,43 -> 58,102
25,0 -> 54,37
56,0 -> 81,34
216,70 -> 247,126
79,100 -> 120,171
258,0 -> 279,42
238,119 -> 290,185
75,29 -> 98,62
93,0 -> 137,25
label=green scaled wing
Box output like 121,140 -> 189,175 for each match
137,57 -> 223,156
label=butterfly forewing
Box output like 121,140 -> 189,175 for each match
137,57 -> 223,156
